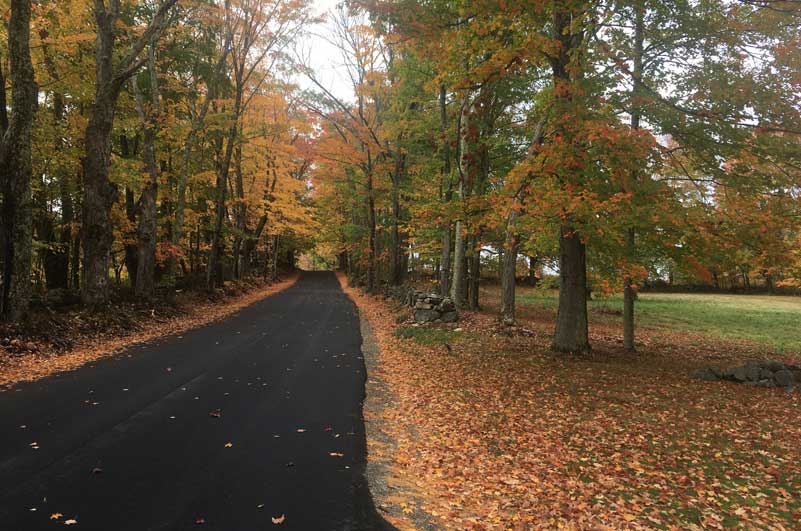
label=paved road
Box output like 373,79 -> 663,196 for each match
0,272 -> 391,530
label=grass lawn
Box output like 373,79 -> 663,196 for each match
515,289 -> 801,353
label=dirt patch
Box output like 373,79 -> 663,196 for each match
0,274 -> 299,388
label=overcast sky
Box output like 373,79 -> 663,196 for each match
294,0 -> 355,102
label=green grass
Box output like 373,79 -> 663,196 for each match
516,290 -> 801,353
393,326 -> 468,346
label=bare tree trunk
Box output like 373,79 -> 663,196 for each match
0,0 -> 37,321
552,225 -> 590,353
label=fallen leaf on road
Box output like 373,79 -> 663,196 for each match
296,428 -> 305,433
329,452 -> 344,457
224,442 -> 233,448
91,467 -> 103,474
271,514 -> 285,524
50,513 -> 62,520
209,409 -> 221,418
195,517 -> 205,524
64,519 -> 77,526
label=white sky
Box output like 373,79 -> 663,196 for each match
293,0 -> 356,103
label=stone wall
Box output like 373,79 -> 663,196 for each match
406,289 -> 457,324
694,360 -> 801,388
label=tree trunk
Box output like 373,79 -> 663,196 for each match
439,227 -> 452,297
0,0 -> 37,321
500,212 -> 519,325
366,164 -> 377,292
623,2 -> 644,352
207,112 -> 238,290
468,240 -> 480,310
552,225 -> 590,353
623,228 -> 636,351
81,0 -> 176,305
450,190 -> 466,312
133,47 -> 160,299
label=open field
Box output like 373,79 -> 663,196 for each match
507,289 -> 801,354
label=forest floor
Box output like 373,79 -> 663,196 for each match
346,279 -> 801,530
0,274 -> 298,387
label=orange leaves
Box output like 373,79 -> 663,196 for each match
342,273 -> 801,530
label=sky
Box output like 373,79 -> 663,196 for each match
294,0 -> 356,102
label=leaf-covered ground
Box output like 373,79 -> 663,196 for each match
344,280 -> 801,530
0,274 -> 298,388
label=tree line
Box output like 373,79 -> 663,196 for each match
311,0 -> 801,352
0,0 -> 318,323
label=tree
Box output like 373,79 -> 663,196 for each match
81,0 -> 178,306
0,0 -> 37,321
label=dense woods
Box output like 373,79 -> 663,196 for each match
0,0 -> 800,355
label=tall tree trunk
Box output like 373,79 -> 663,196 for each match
450,185 -> 466,312
0,0 -> 37,321
552,225 -> 590,353
438,85 -> 453,297
389,140 -> 405,286
232,141 -> 245,279
623,3 -> 644,351
549,4 -> 590,352
81,0 -> 177,306
207,106 -> 239,290
366,161 -> 377,292
133,45 -> 160,299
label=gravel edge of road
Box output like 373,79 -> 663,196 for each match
357,302 -> 440,531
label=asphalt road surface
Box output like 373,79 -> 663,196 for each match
0,272 -> 392,530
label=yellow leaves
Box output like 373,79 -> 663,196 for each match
224,442 -> 233,448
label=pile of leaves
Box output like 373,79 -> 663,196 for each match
344,282 -> 801,530
0,274 -> 298,388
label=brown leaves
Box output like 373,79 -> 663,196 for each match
0,275 -> 299,388
209,409 -> 221,418
341,274 -> 801,530
271,514 -> 286,524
